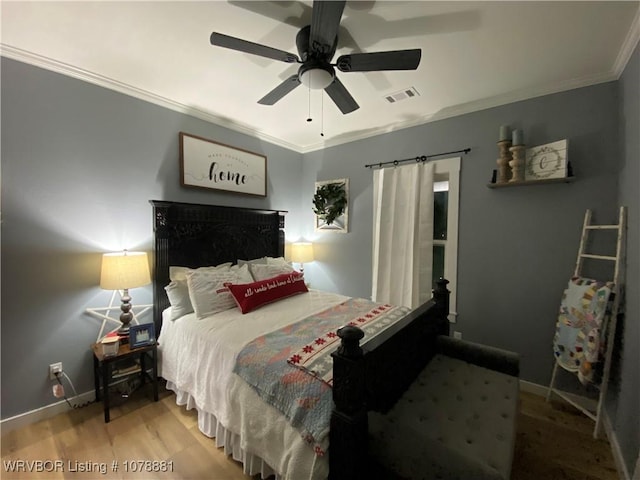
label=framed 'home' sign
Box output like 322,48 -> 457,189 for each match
179,132 -> 267,197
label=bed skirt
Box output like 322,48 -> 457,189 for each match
166,381 -> 280,479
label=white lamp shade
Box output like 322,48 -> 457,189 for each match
291,242 -> 314,263
100,251 -> 151,290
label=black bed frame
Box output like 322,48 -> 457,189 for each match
150,200 -> 450,480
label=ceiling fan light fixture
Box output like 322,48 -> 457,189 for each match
299,66 -> 334,90
209,0 -> 421,114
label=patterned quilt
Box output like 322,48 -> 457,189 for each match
233,298 -> 410,456
553,277 -> 613,384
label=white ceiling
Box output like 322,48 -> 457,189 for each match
2,1 -> 639,153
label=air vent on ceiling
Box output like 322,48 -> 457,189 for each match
385,87 -> 420,103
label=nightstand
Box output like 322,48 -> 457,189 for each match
92,341 -> 158,423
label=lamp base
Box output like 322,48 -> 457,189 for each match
118,289 -> 133,341
298,263 -> 311,288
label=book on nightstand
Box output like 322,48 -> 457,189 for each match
112,358 -> 141,377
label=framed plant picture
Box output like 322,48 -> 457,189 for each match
129,323 -> 156,349
179,132 -> 267,197
314,178 -> 349,233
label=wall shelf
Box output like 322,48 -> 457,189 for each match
487,177 -> 574,189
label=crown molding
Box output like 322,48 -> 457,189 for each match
0,43 -> 628,155
613,7 -> 640,78
0,45 -> 304,153
299,70 -> 618,153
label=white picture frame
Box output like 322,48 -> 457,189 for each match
314,178 -> 349,233
180,132 -> 267,197
525,139 -> 568,181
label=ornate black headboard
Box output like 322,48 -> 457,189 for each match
150,200 -> 285,333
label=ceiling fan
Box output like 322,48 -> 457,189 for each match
210,0 -> 421,114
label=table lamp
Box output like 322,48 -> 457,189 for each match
291,242 -> 314,276
100,250 -> 151,336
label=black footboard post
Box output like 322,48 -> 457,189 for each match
330,325 -> 367,480
433,277 -> 451,336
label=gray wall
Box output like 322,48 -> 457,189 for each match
2,49 -> 638,476
303,83 -> 620,385
301,75 -> 637,471
1,57 -> 304,419
613,41 -> 639,477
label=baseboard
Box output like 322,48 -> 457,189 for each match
1,374 -> 158,434
519,379 -> 548,397
0,390 -> 94,434
519,379 -> 598,411
603,411 -> 631,480
520,379 -> 630,480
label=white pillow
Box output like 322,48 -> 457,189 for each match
184,264 -> 254,319
165,263 -> 233,320
186,269 -> 240,319
169,263 -> 232,282
265,256 -> 291,267
237,257 -> 268,280
233,263 -> 254,283
250,263 -> 295,281
165,281 -> 193,320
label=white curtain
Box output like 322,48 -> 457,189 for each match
372,162 -> 434,308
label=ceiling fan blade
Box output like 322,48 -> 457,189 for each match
258,75 -> 302,105
210,32 -> 299,63
228,1 -> 312,29
309,0 -> 345,56
336,49 -> 422,72
325,77 -> 359,114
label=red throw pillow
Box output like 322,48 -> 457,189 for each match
226,272 -> 308,314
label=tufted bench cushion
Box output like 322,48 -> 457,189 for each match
369,351 -> 519,480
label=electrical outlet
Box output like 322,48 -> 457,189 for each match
49,362 -> 63,380
453,331 -> 462,340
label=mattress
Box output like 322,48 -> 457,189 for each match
158,289 -> 350,480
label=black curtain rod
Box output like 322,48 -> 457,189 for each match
364,148 -> 471,169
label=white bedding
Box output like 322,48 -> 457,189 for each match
158,289 -> 350,480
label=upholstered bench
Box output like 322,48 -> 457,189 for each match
369,336 -> 520,480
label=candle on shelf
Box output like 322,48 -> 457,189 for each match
499,125 -> 510,142
512,129 -> 524,146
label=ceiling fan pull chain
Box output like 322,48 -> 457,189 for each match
320,91 -> 324,137
307,82 -> 312,123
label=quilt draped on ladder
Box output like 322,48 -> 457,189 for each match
553,276 -> 614,384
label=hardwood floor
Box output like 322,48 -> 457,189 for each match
512,391 -> 619,480
1,384 -> 620,479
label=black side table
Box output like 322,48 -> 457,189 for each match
92,341 -> 158,423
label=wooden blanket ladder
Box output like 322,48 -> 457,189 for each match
546,206 -> 627,439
